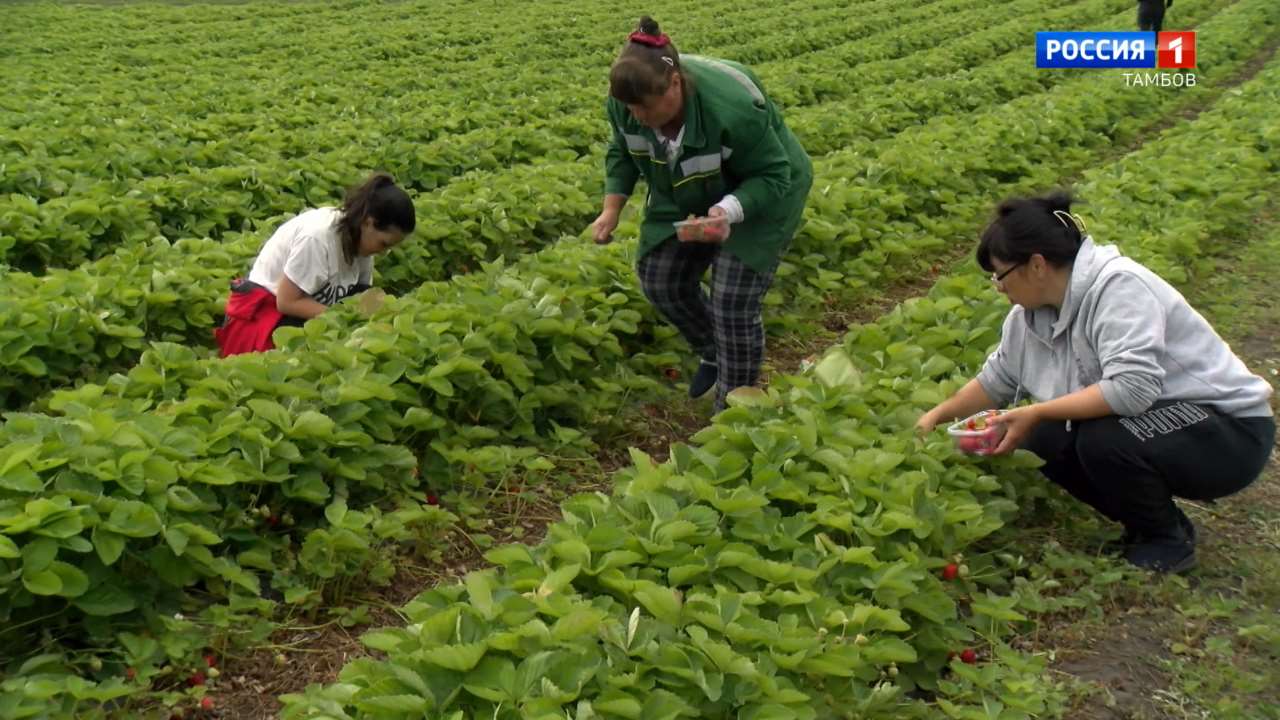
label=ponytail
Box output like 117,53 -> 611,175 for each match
977,190 -> 1085,272
609,16 -> 691,104
337,172 -> 415,264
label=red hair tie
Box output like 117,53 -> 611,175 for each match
629,31 -> 670,48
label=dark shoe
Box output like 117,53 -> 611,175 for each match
1101,527 -> 1142,555
1175,506 -> 1198,545
1124,538 -> 1196,573
689,361 -> 718,399
1104,509 -> 1197,556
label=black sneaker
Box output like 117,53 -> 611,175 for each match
689,361 -> 718,399
1124,537 -> 1196,573
1101,527 -> 1142,555
1175,506 -> 1198,545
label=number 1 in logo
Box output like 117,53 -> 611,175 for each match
1157,32 -> 1196,69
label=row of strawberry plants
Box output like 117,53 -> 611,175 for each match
0,155 -> 605,409
0,0 -> 1126,408
271,52 -> 1280,720
0,0 -> 930,203
0,0 -> 1064,271
277,308 -> 1057,720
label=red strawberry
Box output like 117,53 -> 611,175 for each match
125,667 -> 137,680
663,367 -> 681,381
960,648 -> 977,664
187,672 -> 205,687
267,515 -> 279,527
941,563 -> 959,581
200,697 -> 214,711
426,495 -> 439,506
204,654 -> 216,668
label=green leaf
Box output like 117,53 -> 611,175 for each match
164,526 -> 190,556
22,537 -> 58,573
291,411 -> 336,439
595,693 -> 643,719
0,441 -> 41,476
248,398 -> 293,431
172,522 -> 221,545
0,534 -> 19,558
325,498 -> 348,526
358,695 -> 429,713
551,607 -> 607,643
360,629 -> 410,653
538,564 -> 581,597
103,500 -> 163,537
633,581 -> 682,626
741,705 -> 800,720
463,656 -> 516,702
640,689 -> 698,720
283,469 -> 331,504
418,642 -> 487,671
74,583 -> 139,616
49,561 -> 90,597
92,526 -> 127,566
14,355 -> 48,377
814,349 -> 861,389
23,568 -> 62,595
0,466 -> 43,492
464,570 -> 497,619
484,544 -> 534,568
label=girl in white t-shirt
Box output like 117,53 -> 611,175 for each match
215,173 -> 415,356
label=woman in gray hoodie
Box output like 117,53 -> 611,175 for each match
917,192 -> 1275,573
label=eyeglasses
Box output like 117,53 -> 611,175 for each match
992,261 -> 1025,283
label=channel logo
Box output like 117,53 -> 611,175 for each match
1036,31 -> 1196,69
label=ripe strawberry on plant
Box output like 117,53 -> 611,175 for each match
187,671 -> 206,687
960,648 -> 977,664
941,563 -> 959,581
426,494 -> 440,506
200,697 -> 214,711
663,367 -> 681,381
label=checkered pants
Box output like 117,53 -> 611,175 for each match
637,238 -> 781,411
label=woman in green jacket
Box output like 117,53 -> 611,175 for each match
590,16 -> 813,412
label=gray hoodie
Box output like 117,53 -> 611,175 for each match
977,237 -> 1273,418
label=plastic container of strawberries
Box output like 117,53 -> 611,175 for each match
946,410 -> 1006,455
673,215 -> 728,242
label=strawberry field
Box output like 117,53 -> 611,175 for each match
2,1 -> 1278,718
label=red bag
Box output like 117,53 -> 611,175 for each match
214,279 -> 285,358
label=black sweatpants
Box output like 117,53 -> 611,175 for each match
1138,0 -> 1168,33
1023,400 -> 1275,539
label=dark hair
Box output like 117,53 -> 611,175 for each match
336,172 -> 415,264
609,16 -> 688,105
976,191 -> 1084,272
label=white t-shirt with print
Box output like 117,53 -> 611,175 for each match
247,207 -> 373,306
